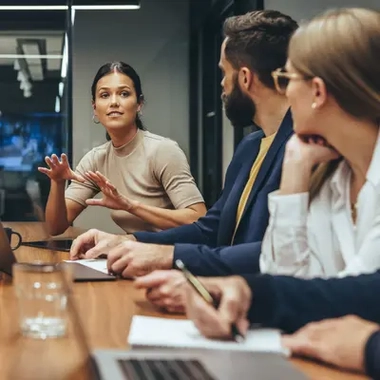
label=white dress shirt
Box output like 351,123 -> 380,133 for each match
260,130 -> 380,278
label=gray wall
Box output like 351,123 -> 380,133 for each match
265,0 -> 379,20
71,0 -> 190,232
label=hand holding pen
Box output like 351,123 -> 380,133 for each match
176,260 -> 250,342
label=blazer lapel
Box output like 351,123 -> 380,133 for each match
217,131 -> 264,245
237,109 -> 294,226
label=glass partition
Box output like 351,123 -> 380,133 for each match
0,4 -> 70,221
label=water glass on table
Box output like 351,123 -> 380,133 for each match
13,262 -> 73,339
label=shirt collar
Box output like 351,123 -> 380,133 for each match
112,128 -> 144,157
365,128 -> 380,187
329,160 -> 349,202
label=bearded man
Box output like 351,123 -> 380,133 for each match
71,11 -> 299,303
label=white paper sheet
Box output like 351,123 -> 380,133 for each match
128,316 -> 289,356
65,259 -> 109,274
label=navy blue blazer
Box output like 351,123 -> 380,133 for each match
134,110 -> 294,276
244,270 -> 380,378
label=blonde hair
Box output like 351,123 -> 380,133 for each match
288,8 -> 380,201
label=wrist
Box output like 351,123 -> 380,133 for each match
125,234 -> 137,242
284,145 -> 316,166
279,160 -> 313,195
283,152 -> 315,171
161,245 -> 174,269
51,179 -> 66,187
237,276 -> 252,304
241,274 -> 277,326
124,199 -> 139,213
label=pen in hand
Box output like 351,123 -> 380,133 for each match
175,259 -> 245,343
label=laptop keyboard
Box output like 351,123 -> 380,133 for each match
118,359 -> 215,380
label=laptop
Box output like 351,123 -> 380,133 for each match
91,348 -> 307,380
0,222 -> 116,282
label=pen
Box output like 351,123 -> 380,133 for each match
175,259 -> 245,343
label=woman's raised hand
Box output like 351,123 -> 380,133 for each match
38,153 -> 85,183
85,171 -> 136,211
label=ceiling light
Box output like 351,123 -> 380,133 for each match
29,65 -> 44,81
24,89 -> 32,98
22,43 -> 44,81
20,81 -> 32,91
22,43 -> 40,61
55,96 -> 61,113
13,59 -> 20,71
59,82 -> 64,97
72,8 -> 76,25
17,71 -> 27,82
0,5 -> 68,10
0,3 -> 140,11
72,5 -> 140,10
0,54 -> 62,59
61,34 -> 68,79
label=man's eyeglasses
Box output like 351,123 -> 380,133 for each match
271,68 -> 311,95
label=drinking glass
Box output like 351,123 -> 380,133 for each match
13,262 -> 73,339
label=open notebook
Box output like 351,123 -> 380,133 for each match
128,316 -> 289,356
66,259 -> 110,274
64,259 -> 116,282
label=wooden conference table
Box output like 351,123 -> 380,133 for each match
0,222 -> 369,380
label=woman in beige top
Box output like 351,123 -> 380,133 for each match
38,61 -> 206,235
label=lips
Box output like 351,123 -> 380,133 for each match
107,111 -> 123,116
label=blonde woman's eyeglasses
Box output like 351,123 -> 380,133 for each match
271,68 -> 311,95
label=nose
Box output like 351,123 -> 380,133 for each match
110,94 -> 119,106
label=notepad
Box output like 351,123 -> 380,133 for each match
65,259 -> 109,274
128,316 -> 289,356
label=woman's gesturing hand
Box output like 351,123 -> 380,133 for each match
38,153 -> 85,183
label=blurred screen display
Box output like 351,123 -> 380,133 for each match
0,113 -> 65,172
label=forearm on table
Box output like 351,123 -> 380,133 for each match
128,202 -> 204,230
244,272 -> 380,333
174,241 -> 262,276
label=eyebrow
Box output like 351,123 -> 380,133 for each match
98,85 -> 131,91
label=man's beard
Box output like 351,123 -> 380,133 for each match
222,76 -> 256,128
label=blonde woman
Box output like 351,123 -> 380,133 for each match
260,8 -> 380,278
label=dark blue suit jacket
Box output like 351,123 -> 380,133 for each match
134,110 -> 293,276
243,270 -> 380,380
245,271 -> 380,333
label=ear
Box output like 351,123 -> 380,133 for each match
92,101 -> 100,119
137,95 -> 144,112
237,67 -> 253,91
311,77 -> 328,109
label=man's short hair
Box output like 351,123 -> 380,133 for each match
223,10 -> 298,89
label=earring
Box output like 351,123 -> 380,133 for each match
311,102 -> 317,109
92,115 -> 100,124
